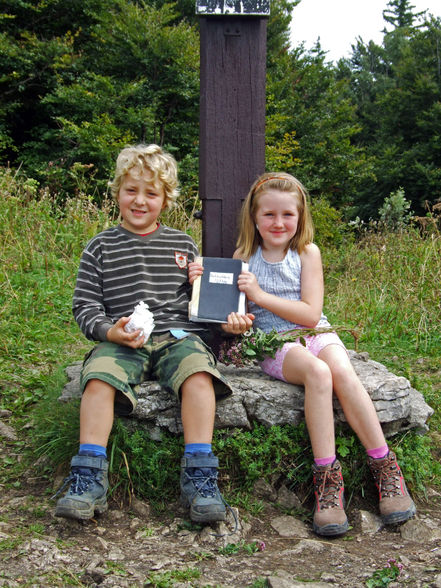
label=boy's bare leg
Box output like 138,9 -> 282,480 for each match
180,372 -> 226,522
80,379 -> 116,447
55,378 -> 113,520
180,372 -> 216,443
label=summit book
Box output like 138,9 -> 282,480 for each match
189,257 -> 248,323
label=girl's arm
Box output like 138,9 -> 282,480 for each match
237,243 -> 324,328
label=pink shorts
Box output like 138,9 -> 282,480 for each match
259,332 -> 347,382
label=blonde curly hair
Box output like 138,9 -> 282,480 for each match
109,144 -> 179,209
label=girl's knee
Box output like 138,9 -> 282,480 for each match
306,358 -> 333,387
330,361 -> 359,389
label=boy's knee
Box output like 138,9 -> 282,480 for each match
182,371 -> 214,391
83,379 -> 116,400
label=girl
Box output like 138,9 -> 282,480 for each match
233,172 -> 415,537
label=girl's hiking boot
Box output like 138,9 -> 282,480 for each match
312,460 -> 349,537
180,453 -> 226,523
54,455 -> 109,520
367,450 -> 416,524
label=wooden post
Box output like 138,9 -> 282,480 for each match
197,1 -> 269,257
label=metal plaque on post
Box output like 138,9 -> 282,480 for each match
196,0 -> 270,16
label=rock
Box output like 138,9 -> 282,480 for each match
400,517 -> 441,543
267,574 -> 321,588
270,515 -> 309,538
356,510 -> 383,534
276,484 -> 303,510
129,497 -> 150,519
59,350 -> 433,438
267,567 -> 334,587
253,478 -> 278,501
0,420 -> 17,441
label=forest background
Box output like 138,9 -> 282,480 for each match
0,0 -> 440,512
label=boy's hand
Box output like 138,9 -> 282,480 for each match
106,317 -> 146,348
221,312 -> 255,335
188,260 -> 204,285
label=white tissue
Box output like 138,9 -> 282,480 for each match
124,301 -> 155,341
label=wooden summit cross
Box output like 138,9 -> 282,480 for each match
196,0 -> 269,257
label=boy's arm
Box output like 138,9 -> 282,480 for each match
72,245 -> 114,342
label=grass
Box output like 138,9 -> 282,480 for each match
0,164 -> 440,509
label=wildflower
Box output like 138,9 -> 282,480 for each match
218,326 -> 358,366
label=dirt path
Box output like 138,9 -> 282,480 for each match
1,477 -> 441,587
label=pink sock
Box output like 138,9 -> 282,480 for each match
367,445 -> 389,459
314,455 -> 336,467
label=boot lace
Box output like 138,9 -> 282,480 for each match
185,467 -> 218,498
185,466 -> 238,537
315,467 -> 344,510
52,468 -> 97,499
371,458 -> 403,498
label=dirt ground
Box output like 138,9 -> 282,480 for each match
1,465 -> 441,588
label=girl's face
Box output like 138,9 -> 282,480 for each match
118,168 -> 166,234
254,189 -> 300,251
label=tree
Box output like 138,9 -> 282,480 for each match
266,22 -> 373,210
338,1 -> 441,218
0,0 -> 200,199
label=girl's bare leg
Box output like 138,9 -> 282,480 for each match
282,346 -> 335,459
318,345 -> 386,450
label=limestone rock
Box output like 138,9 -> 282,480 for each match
270,515 -> 309,538
59,351 -> 433,439
400,517 -> 441,543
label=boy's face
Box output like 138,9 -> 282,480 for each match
118,168 -> 166,234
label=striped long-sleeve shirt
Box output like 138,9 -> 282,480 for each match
72,224 -> 207,341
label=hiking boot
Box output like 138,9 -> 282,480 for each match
54,455 -> 109,520
368,450 -> 416,524
312,460 -> 349,537
180,453 -> 226,523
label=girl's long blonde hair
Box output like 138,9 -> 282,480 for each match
236,172 -> 314,259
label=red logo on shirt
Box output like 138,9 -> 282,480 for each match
174,251 -> 188,269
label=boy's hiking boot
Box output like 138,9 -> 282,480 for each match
367,450 -> 416,524
180,453 -> 226,523
312,460 -> 349,537
54,455 -> 109,520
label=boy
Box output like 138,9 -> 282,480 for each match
54,144 -> 253,523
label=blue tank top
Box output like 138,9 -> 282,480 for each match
247,246 -> 330,333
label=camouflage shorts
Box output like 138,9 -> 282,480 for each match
80,332 -> 232,415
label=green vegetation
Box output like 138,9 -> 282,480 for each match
144,567 -> 200,587
366,559 -> 403,587
0,166 -> 439,513
1,0 -> 441,218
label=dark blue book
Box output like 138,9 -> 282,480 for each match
189,257 -> 248,323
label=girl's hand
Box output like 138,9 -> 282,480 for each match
106,317 -> 146,348
188,261 -> 204,285
221,312 -> 255,335
237,270 -> 263,304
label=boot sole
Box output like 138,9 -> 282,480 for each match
382,502 -> 416,525
181,495 -> 226,523
55,500 -> 108,520
313,519 -> 349,537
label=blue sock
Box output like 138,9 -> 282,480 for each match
79,443 -> 107,458
184,443 -> 212,456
